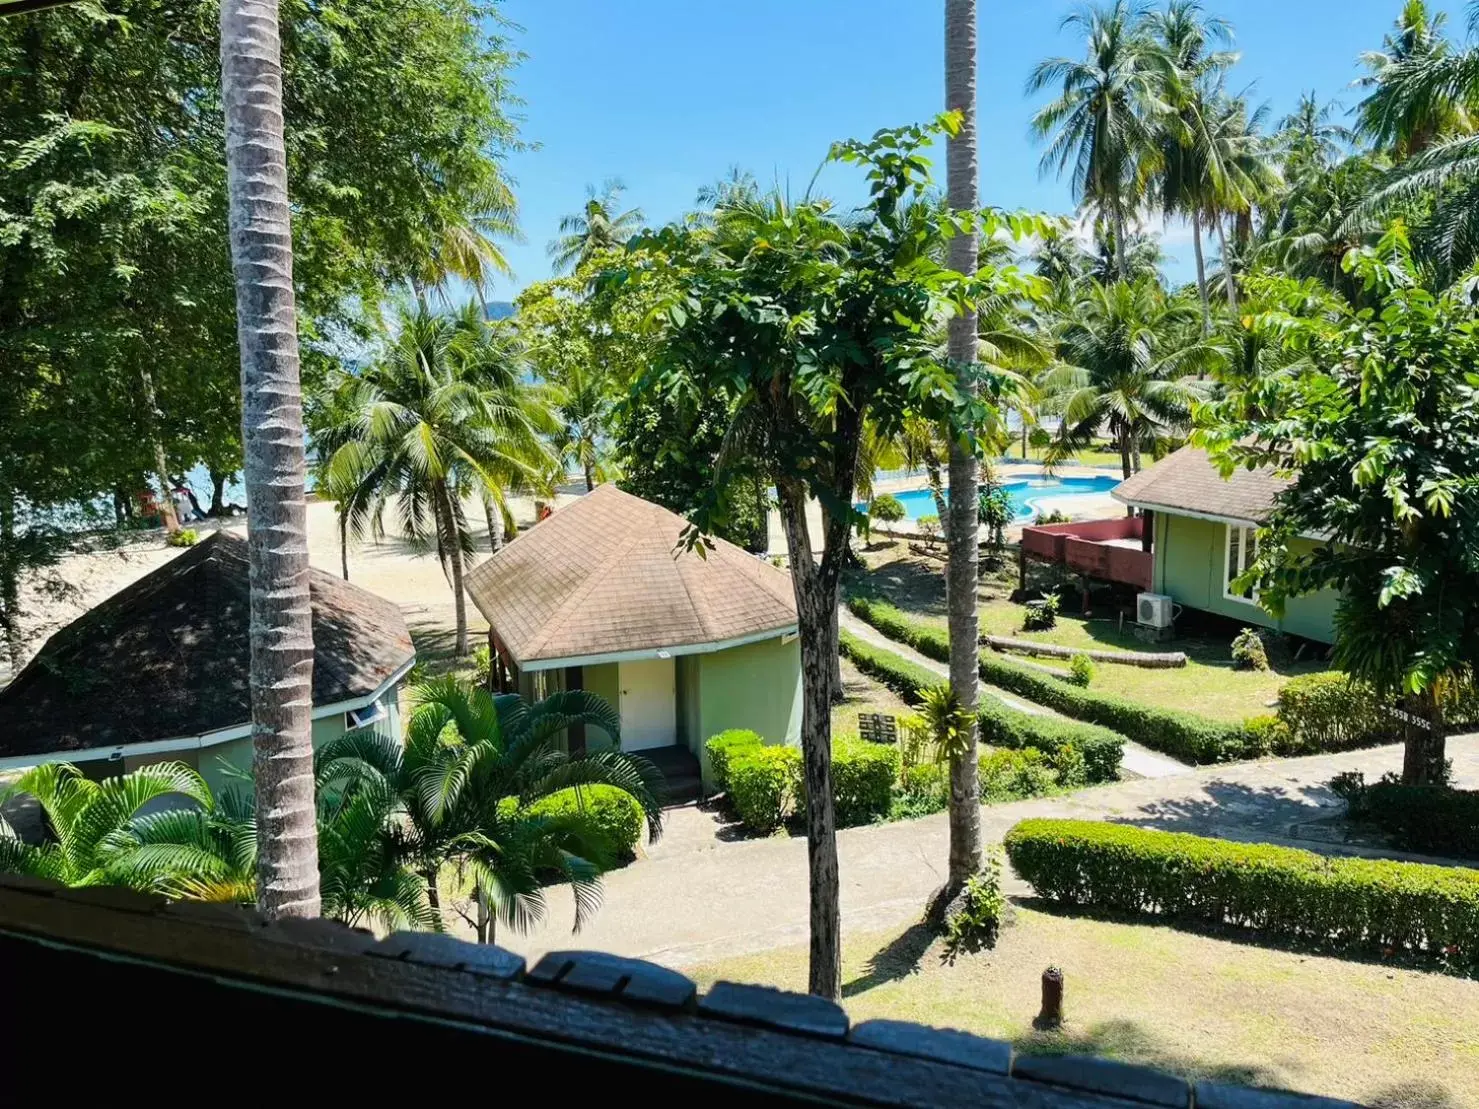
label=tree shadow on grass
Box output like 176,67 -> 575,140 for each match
842,921 -> 938,999
1015,1017 -> 1277,1090
1364,1081 -> 1466,1109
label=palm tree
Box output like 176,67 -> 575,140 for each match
1200,94 -> 1280,313
552,368 -> 616,492
1278,92 -> 1354,177
219,0 -> 320,919
0,762 -> 214,887
413,178 -> 521,313
944,0 -> 983,895
317,677 -> 663,942
325,305 -> 556,655
548,180 -> 645,275
1039,279 -> 1217,487
1029,0 -> 1163,279
1141,0 -> 1235,330
1357,0 -> 1466,157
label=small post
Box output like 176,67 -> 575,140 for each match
1036,965 -> 1063,1029
1018,546 -> 1027,595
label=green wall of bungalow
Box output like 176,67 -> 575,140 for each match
1153,513 -> 1339,644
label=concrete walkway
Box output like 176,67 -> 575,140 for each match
837,606 -> 1189,779
499,734 -> 1478,970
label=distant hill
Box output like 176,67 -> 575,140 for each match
485,301 -> 516,321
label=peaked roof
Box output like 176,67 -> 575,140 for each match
1112,448 -> 1292,525
464,485 -> 797,670
0,531 -> 414,760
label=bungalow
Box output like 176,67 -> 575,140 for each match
1021,448 -> 1338,643
0,531 -> 416,796
463,484 -> 802,796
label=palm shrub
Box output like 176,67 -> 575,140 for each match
316,676 -> 664,942
1231,628 -> 1270,671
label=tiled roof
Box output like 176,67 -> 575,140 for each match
463,485 -> 797,668
0,531 -> 414,758
1112,448 -> 1291,524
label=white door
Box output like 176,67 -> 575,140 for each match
618,657 -> 676,751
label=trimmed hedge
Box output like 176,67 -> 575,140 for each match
1339,776 -> 1479,861
848,596 -> 1248,764
706,729 -> 763,792
727,745 -> 801,834
839,628 -> 1124,784
1005,818 -> 1479,975
525,785 -> 646,860
1276,672 -> 1393,752
829,737 -> 900,826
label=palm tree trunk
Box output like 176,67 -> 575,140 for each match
0,489 -> 21,675
584,461 -> 595,492
338,507 -> 349,581
1215,213 -> 1240,314
221,0 -> 320,919
438,480 -> 470,655
483,496 -> 502,555
944,0 -> 982,893
924,448 -> 948,537
1118,426 -> 1135,517
1113,202 -> 1129,280
776,477 -> 841,1000
1191,210 -> 1211,335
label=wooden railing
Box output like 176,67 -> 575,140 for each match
1021,517 -> 1153,592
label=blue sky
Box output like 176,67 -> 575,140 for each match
490,0 -> 1468,296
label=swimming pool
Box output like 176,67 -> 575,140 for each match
871,474 -> 1121,523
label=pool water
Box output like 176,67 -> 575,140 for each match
871,475 -> 1121,523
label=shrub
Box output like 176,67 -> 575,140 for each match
167,528 -> 200,548
839,626 -> 1125,782
892,762 -> 948,819
1051,744 -> 1088,788
1004,818 -> 1479,975
526,785 -> 646,861
1034,509 -> 1071,525
828,737 -> 900,826
1242,714 -> 1294,757
977,700 -> 1122,783
1022,594 -> 1059,631
706,729 -> 763,792
1332,772 -> 1479,860
471,644 -> 492,689
845,597 -> 1250,764
1068,653 -> 1095,688
1231,627 -> 1269,671
727,745 -> 801,834
870,494 -> 905,526
943,852 -> 1006,959
980,747 -> 1055,800
1277,672 -> 1393,752
917,514 -> 941,545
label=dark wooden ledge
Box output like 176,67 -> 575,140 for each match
0,874 -> 1362,1107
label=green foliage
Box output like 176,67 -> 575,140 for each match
726,745 -> 802,834
1034,509 -> 1072,525
847,596 -> 1245,764
943,852 -> 1006,959
1276,672 -> 1394,752
471,644 -> 492,689
870,494 -> 906,525
1022,594 -> 1059,631
1051,744 -> 1089,788
1242,714 -> 1296,756
977,482 -> 1013,548
839,624 -> 1124,783
1332,772 -> 1479,861
167,528 -> 200,548
525,785 -> 646,861
829,737 -> 900,827
891,763 -> 948,820
977,700 -> 1123,784
1231,628 -> 1270,671
917,514 -> 941,545
1068,653 -> 1096,687
705,729 -> 764,793
917,684 -> 972,762
1005,818 -> 1479,975
1199,229 -> 1479,781
980,747 -> 1056,800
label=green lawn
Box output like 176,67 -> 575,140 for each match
688,907 -> 1478,1109
853,545 -> 1327,723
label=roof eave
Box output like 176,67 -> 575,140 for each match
517,625 -> 799,673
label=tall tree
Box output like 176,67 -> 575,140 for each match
548,181 -> 645,275
220,0 -> 319,919
1029,0 -> 1162,279
1199,226 -> 1479,784
943,0 -> 982,894
620,121 -> 1045,997
324,305 -> 555,656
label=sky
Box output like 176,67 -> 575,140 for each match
489,0 -> 1470,297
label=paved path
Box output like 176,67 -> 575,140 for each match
838,607 -> 1189,779
500,734 -> 1478,970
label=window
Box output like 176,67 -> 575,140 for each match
1224,524 -> 1259,604
346,698 -> 388,730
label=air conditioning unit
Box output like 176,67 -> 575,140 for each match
1137,592 -> 1175,629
